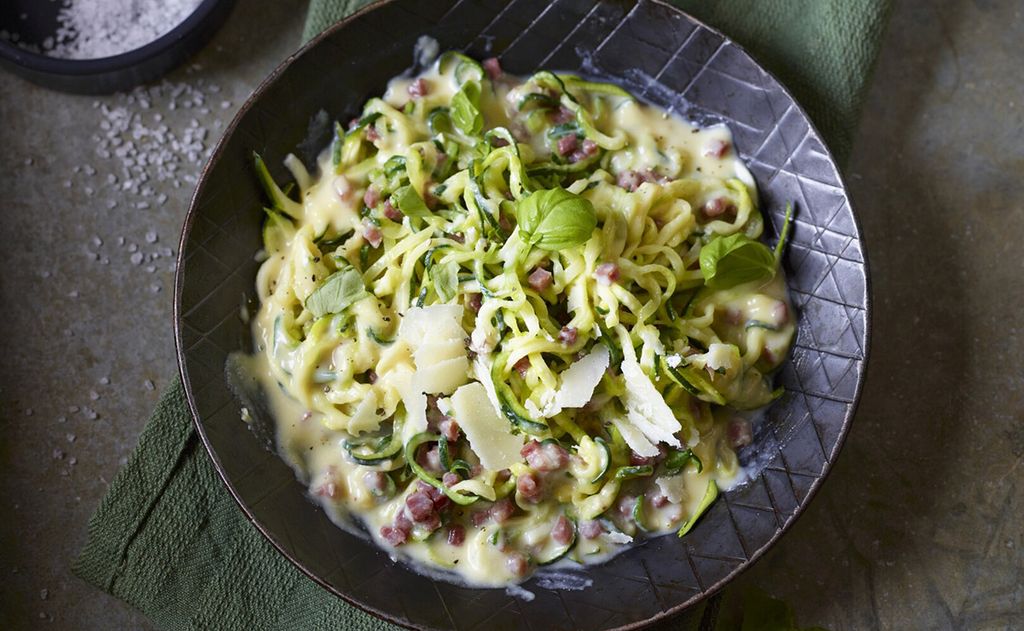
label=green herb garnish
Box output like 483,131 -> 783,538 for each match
514,187 -> 596,251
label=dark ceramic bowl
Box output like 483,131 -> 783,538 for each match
0,0 -> 235,94
175,1 -> 870,629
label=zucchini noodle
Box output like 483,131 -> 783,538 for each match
247,51 -> 796,587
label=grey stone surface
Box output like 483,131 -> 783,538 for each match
0,0 -> 1020,629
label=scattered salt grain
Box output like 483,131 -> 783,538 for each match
100,376 -> 110,385
66,433 -> 77,443
52,449 -> 65,460
144,379 -> 155,391
145,230 -> 158,243
89,390 -> 100,401
40,589 -> 49,601
130,252 -> 144,265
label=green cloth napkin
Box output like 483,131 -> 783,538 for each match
75,1 -> 891,629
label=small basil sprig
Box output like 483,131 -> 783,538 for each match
663,448 -> 703,476
450,80 -> 483,136
699,203 -> 793,290
431,259 -> 459,303
514,187 -> 596,251
391,185 -> 432,217
305,266 -> 367,317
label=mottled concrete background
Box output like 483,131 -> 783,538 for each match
0,0 -> 1020,629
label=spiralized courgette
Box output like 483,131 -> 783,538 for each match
249,51 -> 795,586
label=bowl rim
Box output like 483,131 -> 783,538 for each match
174,1 -> 872,628
0,0 -> 227,74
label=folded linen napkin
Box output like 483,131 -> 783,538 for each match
74,1 -> 891,628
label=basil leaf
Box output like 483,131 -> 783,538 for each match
514,187 -> 596,251
663,448 -> 702,476
699,233 -> 776,290
450,80 -> 483,136
431,259 -> 459,303
305,267 -> 367,317
391,185 -> 432,217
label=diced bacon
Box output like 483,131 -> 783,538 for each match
472,510 -> 490,527
394,509 -> 412,532
442,472 -> 461,487
498,212 -> 513,232
702,197 -> 734,219
490,498 -> 516,523
631,444 -> 668,466
362,219 -> 382,248
728,418 -> 753,448
773,301 -> 790,325
703,138 -> 730,159
580,520 -> 603,539
557,134 -> 578,156
439,418 -> 460,442
569,138 -> 599,164
506,553 -> 529,577
617,170 -> 641,191
491,136 -> 510,148
467,293 -> 483,313
551,516 -> 574,545
483,57 -> 503,80
447,525 -> 466,546
408,78 -> 429,98
418,512 -> 442,532
363,471 -> 389,495
552,106 -> 575,124
380,199 -> 402,222
643,168 -> 669,184
423,189 -> 439,210
521,440 -> 569,472
334,175 -> 354,201
365,124 -> 380,142
348,117 -> 360,130
405,491 -> 435,522
629,451 -> 655,466
363,186 -> 380,208
651,493 -> 670,508
380,525 -> 408,546
315,481 -> 338,499
594,262 -> 620,286
421,445 -> 442,473
617,495 -> 637,518
723,307 -> 743,326
433,492 -> 452,513
516,471 -> 543,503
527,267 -> 553,291
513,356 -> 531,378
558,326 -> 578,346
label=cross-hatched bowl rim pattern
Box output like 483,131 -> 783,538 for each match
173,1 -> 871,629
